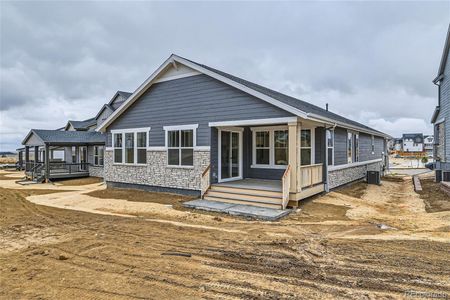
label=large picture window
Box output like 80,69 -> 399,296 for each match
300,129 -> 312,166
112,128 -> 149,165
252,126 -> 288,168
94,146 -> 104,166
326,130 -> 334,166
164,124 -> 197,167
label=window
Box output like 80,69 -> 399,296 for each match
71,146 -> 77,163
112,128 -> 150,164
164,124 -> 197,167
326,130 -> 334,166
251,126 -> 288,168
371,135 -> 375,154
347,132 -> 353,164
94,146 -> 104,166
255,131 -> 270,165
347,131 -> 359,163
300,129 -> 312,166
113,133 -> 123,163
274,130 -> 288,165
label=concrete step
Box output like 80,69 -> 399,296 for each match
206,190 -> 281,204
203,195 -> 282,209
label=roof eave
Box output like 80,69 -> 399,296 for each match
431,106 -> 440,124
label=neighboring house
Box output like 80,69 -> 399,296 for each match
432,25 -> 450,181
18,91 -> 132,182
424,135 -> 434,157
388,138 -> 403,152
89,54 -> 390,209
402,133 -> 424,152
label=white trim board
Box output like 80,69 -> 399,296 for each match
328,158 -> 382,172
209,117 -> 298,128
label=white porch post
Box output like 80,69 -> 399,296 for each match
288,121 -> 299,193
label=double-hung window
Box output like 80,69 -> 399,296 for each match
112,128 -> 149,164
94,146 -> 104,166
347,131 -> 359,163
252,126 -> 288,168
164,124 -> 197,167
326,129 -> 334,166
300,129 -> 313,166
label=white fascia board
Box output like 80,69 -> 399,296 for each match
209,117 -> 298,127
110,127 -> 151,134
153,71 -> 201,83
306,113 -> 392,139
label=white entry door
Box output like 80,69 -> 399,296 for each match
218,129 -> 243,182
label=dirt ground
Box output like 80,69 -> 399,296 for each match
0,170 -> 449,299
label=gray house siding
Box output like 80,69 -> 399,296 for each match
96,107 -> 113,128
438,47 -> 450,163
333,127 -> 348,165
106,74 -> 294,147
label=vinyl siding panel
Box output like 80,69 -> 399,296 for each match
438,47 -> 450,162
106,74 -> 293,147
333,127 -> 348,165
359,133 -> 384,162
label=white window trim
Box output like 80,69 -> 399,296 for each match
326,129 -> 334,166
300,127 -> 315,166
164,124 -> 197,168
371,135 -> 375,155
251,125 -> 288,169
347,130 -> 359,164
111,127 -> 150,165
218,129 -> 244,182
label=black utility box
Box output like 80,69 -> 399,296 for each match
366,171 -> 381,185
443,171 -> 450,182
436,170 -> 442,182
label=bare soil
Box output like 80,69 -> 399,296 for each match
419,178 -> 450,213
0,172 -> 449,299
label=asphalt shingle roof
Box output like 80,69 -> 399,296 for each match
30,130 -> 106,145
182,56 -> 386,136
68,118 -> 97,130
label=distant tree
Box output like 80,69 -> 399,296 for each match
421,157 -> 428,164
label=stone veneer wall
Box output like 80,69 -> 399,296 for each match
89,166 -> 104,178
104,150 -> 210,192
328,160 -> 383,189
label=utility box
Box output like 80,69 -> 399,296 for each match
443,171 -> 450,182
367,171 -> 381,185
436,170 -> 442,182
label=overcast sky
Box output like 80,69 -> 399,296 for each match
1,1 -> 449,151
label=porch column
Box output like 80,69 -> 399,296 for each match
45,143 -> 50,182
25,146 -> 29,171
34,146 -> 39,163
288,121 -> 299,193
323,127 -> 329,192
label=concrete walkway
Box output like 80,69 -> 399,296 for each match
183,199 -> 291,221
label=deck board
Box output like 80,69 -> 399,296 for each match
213,178 -> 282,192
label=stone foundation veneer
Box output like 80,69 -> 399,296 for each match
103,150 -> 210,192
328,159 -> 383,189
89,166 -> 104,178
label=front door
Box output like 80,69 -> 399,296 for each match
79,146 -> 87,171
219,129 -> 242,182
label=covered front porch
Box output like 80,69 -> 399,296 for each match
21,129 -> 105,182
201,117 -> 329,209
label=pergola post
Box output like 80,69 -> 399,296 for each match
34,146 -> 39,164
288,121 -> 299,194
25,146 -> 30,171
45,143 -> 50,182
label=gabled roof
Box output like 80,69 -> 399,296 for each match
65,117 -> 97,131
94,104 -> 114,120
22,129 -> 105,146
433,24 -> 450,84
402,133 -> 423,143
97,54 -> 390,138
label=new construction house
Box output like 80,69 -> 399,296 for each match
20,54 -> 390,209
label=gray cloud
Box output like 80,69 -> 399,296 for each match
1,1 -> 449,150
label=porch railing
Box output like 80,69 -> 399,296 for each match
49,162 -> 89,175
299,163 -> 323,188
200,164 -> 211,199
281,164 -> 291,209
